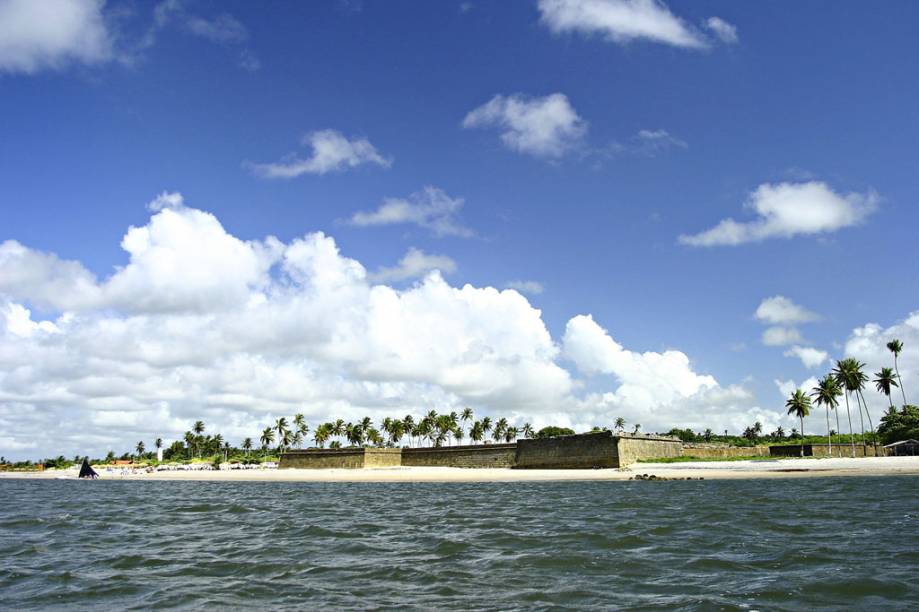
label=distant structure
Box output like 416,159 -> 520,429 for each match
279,431 -> 682,470
884,439 -> 919,456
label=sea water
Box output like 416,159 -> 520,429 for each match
1,477 -> 917,610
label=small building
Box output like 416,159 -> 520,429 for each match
884,439 -> 919,456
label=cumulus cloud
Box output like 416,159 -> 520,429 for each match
633,129 -> 687,155
348,186 -> 473,238
679,181 -> 878,247
705,17 -> 738,44
505,280 -> 545,295
462,93 -> 587,158
762,326 -> 804,347
368,248 -> 457,283
755,296 -> 820,326
0,194 -> 775,459
0,0 -> 113,74
249,130 -> 391,178
845,311 -> 919,407
537,0 -> 708,49
784,345 -> 829,369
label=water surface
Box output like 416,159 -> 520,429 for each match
1,477 -> 916,610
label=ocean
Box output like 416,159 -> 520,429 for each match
1,476 -> 916,610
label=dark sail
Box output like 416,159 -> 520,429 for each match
78,458 -> 98,479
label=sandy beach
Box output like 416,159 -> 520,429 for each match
3,456 -> 919,482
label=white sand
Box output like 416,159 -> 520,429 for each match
3,456 -> 919,482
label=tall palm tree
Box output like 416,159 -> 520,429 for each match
154,438 -> 163,454
812,375 -> 841,455
470,421 -> 484,445
222,441 -> 231,462
242,437 -> 253,457
135,441 -> 145,460
848,360 -> 877,454
275,417 -> 289,453
402,416 -> 415,447
632,424 -> 641,435
184,431 -> 195,460
614,417 -> 625,432
461,407 -> 473,436
887,339 -> 907,405
481,417 -> 493,444
833,359 -> 859,457
260,427 -> 274,456
193,420 -> 205,436
874,367 -> 899,408
785,389 -> 812,458
522,423 -> 534,439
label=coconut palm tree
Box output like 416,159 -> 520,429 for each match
222,441 -> 231,462
785,389 -> 812,458
260,428 -> 274,456
242,437 -> 253,456
614,417 -> 626,432
848,360 -> 877,454
470,421 -> 484,445
874,367 -> 899,408
453,428 -> 464,445
632,424 -> 641,435
193,420 -> 205,436
812,375 -> 841,455
887,339 -> 907,405
461,407 -> 473,436
833,359 -> 860,457
402,416 -> 415,447
481,417 -> 493,444
504,426 -> 519,443
154,437 -> 163,454
135,441 -> 145,460
522,423 -> 534,439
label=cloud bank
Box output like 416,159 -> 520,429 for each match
0,193 -> 765,459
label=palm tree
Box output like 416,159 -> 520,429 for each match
470,421 -> 484,445
632,424 -> 641,435
154,437 -> 163,455
887,339 -> 907,405
222,441 -> 231,462
461,407 -> 473,436
135,441 -> 145,460
785,389 -> 812,457
504,426 -> 519,443
614,417 -> 625,432
481,417 -> 492,443
260,427 -> 274,457
522,423 -> 534,439
402,416 -> 415,447
242,437 -> 253,457
833,359 -> 860,457
453,428 -> 464,445
874,367 -> 899,408
275,417 -> 289,454
848,360 -> 877,454
183,431 -> 195,460
212,434 -> 223,457
193,420 -> 205,436
812,375 -> 841,455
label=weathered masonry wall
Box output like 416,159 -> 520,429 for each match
770,444 -> 886,458
402,444 -> 517,468
616,435 -> 683,465
682,444 -> 771,459
515,432 -> 619,468
279,448 -> 402,469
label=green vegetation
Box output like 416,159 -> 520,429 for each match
536,426 -> 576,438
637,455 -> 791,464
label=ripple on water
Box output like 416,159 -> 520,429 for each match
0,477 -> 917,609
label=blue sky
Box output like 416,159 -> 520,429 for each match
1,0 -> 918,459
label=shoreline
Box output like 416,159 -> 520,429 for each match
2,456 -> 918,482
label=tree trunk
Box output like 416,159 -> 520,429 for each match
800,416 -> 805,458
834,408 -> 841,458
895,356 -> 907,405
826,406 -> 832,454
844,393 -> 855,458
858,390 -> 877,456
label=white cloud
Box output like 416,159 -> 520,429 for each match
762,326 -> 804,347
0,0 -> 113,74
462,93 -> 587,158
784,345 -> 829,369
505,280 -> 545,295
368,248 -> 457,283
634,129 -> 687,155
537,0 -> 707,49
0,194 -> 780,459
705,17 -> 738,44
679,182 -> 878,246
249,130 -> 391,178
348,186 -> 473,238
845,311 -> 919,407
755,296 -> 820,325
775,377 -> 819,401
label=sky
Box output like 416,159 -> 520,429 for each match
1,0 -> 918,460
